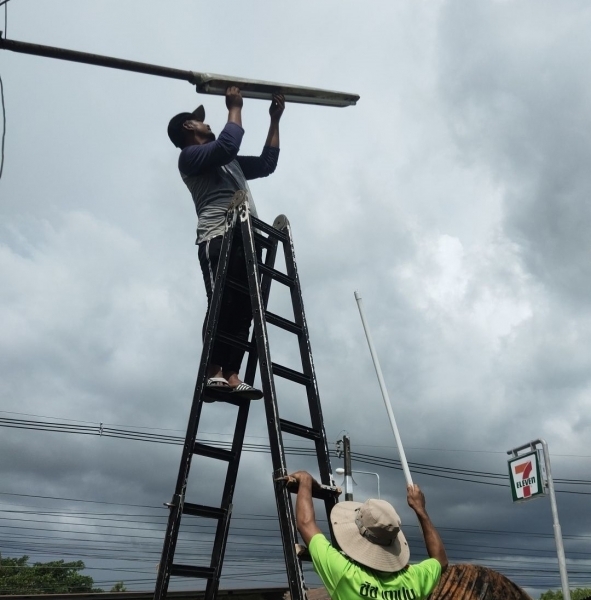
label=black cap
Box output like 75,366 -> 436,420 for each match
167,105 -> 206,148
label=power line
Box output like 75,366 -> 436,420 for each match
3,408 -> 591,459
0,70 -> 5,179
0,0 -> 5,179
1,415 -> 589,491
0,421 -> 588,589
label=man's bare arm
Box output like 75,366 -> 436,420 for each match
290,471 -> 322,546
407,484 -> 448,572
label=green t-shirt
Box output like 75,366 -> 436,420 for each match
308,533 -> 441,600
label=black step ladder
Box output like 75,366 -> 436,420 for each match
154,191 -> 340,600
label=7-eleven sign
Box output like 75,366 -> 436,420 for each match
508,451 -> 546,502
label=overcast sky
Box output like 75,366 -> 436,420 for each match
1,1 -> 590,598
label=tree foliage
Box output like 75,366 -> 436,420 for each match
0,555 -> 103,595
540,589 -> 591,600
110,581 -> 127,592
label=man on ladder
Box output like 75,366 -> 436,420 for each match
167,86 -> 285,400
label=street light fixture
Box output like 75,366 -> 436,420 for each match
336,468 -> 380,499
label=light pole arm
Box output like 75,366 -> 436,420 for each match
336,468 -> 381,499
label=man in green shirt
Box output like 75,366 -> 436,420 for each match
289,471 -> 448,600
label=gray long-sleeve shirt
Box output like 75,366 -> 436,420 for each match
178,122 -> 280,244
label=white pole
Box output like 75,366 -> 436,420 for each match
354,291 -> 413,486
540,440 -> 571,600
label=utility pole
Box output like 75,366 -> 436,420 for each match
342,434 -> 354,501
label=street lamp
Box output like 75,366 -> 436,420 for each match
335,468 -> 380,499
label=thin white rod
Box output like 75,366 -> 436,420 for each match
354,291 -> 413,486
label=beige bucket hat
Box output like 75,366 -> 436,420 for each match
330,499 -> 410,572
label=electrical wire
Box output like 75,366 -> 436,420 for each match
0,506 -> 587,553
4,408 -> 591,458
1,507 -> 589,542
0,71 -> 5,179
0,421 -> 589,589
0,0 -> 5,180
1,414 -> 589,492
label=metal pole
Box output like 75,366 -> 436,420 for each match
0,36 -> 359,107
540,439 -> 571,600
343,435 -> 354,501
354,291 -> 413,486
0,36 -> 196,82
507,439 -> 570,600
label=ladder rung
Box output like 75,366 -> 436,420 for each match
182,502 -> 226,520
295,543 -> 312,561
170,564 -> 215,579
251,216 -> 288,242
193,442 -> 235,462
216,330 -> 255,353
258,264 -> 294,288
279,418 -> 320,440
201,393 -> 248,408
272,363 -> 310,386
254,232 -> 274,249
265,311 -> 302,335
225,276 -> 250,295
283,479 -> 342,501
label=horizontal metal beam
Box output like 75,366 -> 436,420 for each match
0,36 -> 359,107
0,36 -> 196,82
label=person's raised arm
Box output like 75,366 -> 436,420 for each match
226,86 -> 243,128
407,484 -> 448,572
179,87 -> 244,176
265,94 -> 285,148
236,94 -> 284,180
290,471 -> 322,546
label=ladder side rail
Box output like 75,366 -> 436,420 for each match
239,205 -> 308,600
239,206 -> 288,476
280,219 -> 335,480
279,219 -> 340,537
242,229 -> 280,387
154,210 -> 237,600
204,225 -> 281,600
204,404 -> 247,600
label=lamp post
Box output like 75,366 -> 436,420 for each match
336,468 -> 380,499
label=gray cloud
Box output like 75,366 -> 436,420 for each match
1,1 -> 591,597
